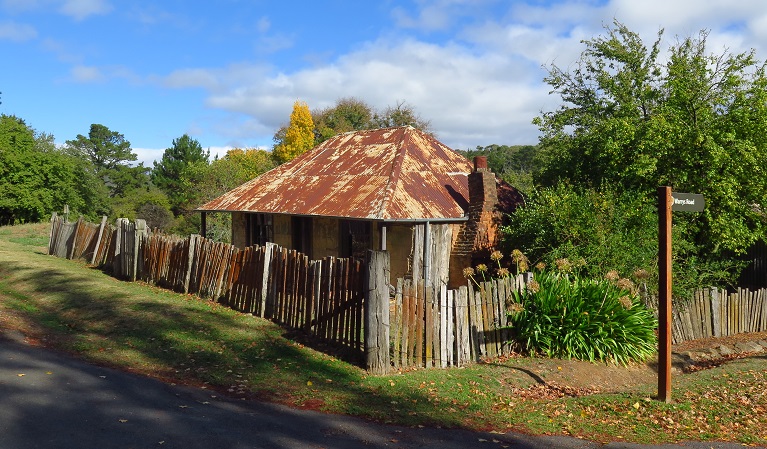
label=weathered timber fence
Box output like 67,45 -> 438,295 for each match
389,275 -> 527,370
48,213 -> 116,267
664,287 -> 767,343
48,214 -> 767,373
49,215 -> 366,361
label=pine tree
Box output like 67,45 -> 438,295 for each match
273,101 -> 314,163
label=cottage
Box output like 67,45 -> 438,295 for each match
197,126 -> 521,288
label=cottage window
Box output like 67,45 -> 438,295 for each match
291,216 -> 313,257
245,213 -> 273,247
340,220 -> 371,260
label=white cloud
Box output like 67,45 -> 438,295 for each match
0,0 -> 42,13
163,69 -> 221,90
58,0 -> 112,21
70,65 -> 104,82
0,20 -> 36,41
155,0 -> 767,151
256,16 -> 270,33
179,36 -> 550,148
391,0 -> 496,32
132,147 -> 164,167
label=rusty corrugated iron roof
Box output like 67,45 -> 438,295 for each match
198,126 -> 473,221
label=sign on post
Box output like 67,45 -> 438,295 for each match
672,193 -> 705,212
658,188 -> 704,403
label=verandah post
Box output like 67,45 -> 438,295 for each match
364,250 -> 390,374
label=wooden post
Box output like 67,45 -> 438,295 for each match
133,219 -> 147,282
184,234 -> 199,294
48,213 -> 58,255
261,242 -> 276,318
113,218 -> 126,277
381,223 -> 387,251
364,250 -> 390,374
91,216 -> 108,265
658,186 -> 673,403
200,212 -> 207,239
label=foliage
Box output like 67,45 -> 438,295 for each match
370,100 -> 432,132
533,20 -> 767,272
172,147 -> 275,240
507,268 -> 658,365
151,134 -> 209,214
64,124 -> 150,199
273,101 -> 315,164
502,185 -> 656,279
501,184 -> 738,295
275,98 -> 433,148
312,97 -> 374,143
111,186 -> 171,225
136,202 -> 174,230
0,115 -> 97,224
461,144 -> 540,194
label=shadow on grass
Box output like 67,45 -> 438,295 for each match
0,256 -> 501,434
2,332 -> 560,449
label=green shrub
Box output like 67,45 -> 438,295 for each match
507,269 -> 658,365
501,183 -> 741,297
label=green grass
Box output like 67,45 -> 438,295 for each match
0,222 -> 765,444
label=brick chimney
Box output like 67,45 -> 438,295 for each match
468,156 -> 498,220
449,156 -> 501,286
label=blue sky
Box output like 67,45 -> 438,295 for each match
2,0 -> 767,165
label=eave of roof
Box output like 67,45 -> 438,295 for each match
198,126 -> 473,221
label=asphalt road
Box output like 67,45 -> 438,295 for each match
0,330 -> 761,449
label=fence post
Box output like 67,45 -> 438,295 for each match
67,216 -> 82,260
364,250 -> 390,374
261,242 -> 276,318
113,218 -> 127,277
184,234 -> 199,294
48,213 -> 58,255
90,216 -> 108,265
132,219 -> 147,282
710,287 -> 721,337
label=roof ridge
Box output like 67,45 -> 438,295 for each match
376,127 -> 409,219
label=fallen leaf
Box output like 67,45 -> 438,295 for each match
17,374 -> 25,377
118,419 -> 128,423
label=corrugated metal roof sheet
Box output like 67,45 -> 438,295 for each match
198,126 -> 473,221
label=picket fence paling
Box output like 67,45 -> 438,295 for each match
49,214 -> 767,372
48,215 -> 366,358
389,275 -> 527,370
642,286 -> 767,344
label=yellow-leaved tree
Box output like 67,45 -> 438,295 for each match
273,100 -> 314,164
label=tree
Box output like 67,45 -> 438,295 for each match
0,115 -> 97,224
312,97 -> 374,144
65,124 -> 149,199
152,134 -> 209,214
532,20 -> 767,285
372,100 -> 431,132
273,98 -> 434,150
272,101 -> 315,164
67,124 -> 136,172
177,147 -> 275,240
461,144 -> 540,194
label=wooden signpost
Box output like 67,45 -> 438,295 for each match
657,187 -> 705,403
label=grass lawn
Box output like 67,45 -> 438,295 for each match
1,222 -> 765,445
